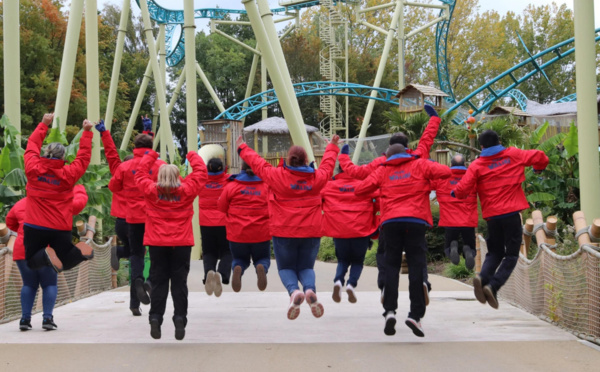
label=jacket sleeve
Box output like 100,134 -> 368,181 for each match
238,143 -> 278,184
108,163 -> 125,193
217,183 -> 233,214
425,160 -> 452,181
71,184 -> 88,215
316,143 -> 340,185
412,116 -> 441,159
5,201 -> 21,232
134,150 -> 159,197
355,167 -> 383,197
338,154 -> 381,180
452,166 -> 477,200
182,152 -> 208,197
63,131 -> 93,184
515,148 -> 549,171
101,130 -> 121,175
24,123 -> 49,176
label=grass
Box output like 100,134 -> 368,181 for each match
443,257 -> 474,280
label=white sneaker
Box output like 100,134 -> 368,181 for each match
214,272 -> 223,297
205,270 -> 216,296
287,290 -> 305,320
346,284 -> 357,303
405,317 -> 425,337
332,281 -> 342,303
384,311 -> 396,336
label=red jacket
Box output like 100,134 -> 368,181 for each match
8,185 -> 88,261
108,148 -> 166,224
100,131 -> 128,219
217,171 -> 271,243
198,171 -> 229,226
339,116 -> 441,180
355,154 -> 451,226
24,124 -> 92,231
135,150 -> 207,246
238,142 -> 339,238
320,172 -> 379,238
431,167 -> 478,227
453,146 -> 549,219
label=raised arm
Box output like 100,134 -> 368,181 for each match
315,137 -> 341,184
108,164 -> 125,193
63,120 -> 93,184
24,113 -> 53,174
413,105 -> 441,159
338,148 -> 381,180
181,151 -> 208,196
71,184 -> 89,215
517,148 -> 549,172
237,139 -> 277,184
355,167 -> 383,197
134,150 -> 159,197
96,120 -> 122,175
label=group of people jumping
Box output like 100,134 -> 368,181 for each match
7,104 -> 548,340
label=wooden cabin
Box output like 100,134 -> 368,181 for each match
395,84 -> 448,113
488,106 -> 531,125
199,119 -> 244,173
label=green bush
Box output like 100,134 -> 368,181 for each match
444,258 -> 474,279
364,241 -> 378,267
318,237 -> 337,262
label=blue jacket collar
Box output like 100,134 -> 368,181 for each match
208,170 -> 225,176
385,153 -> 412,162
450,166 -> 468,170
284,162 -> 315,174
235,170 -> 262,182
481,145 -> 506,157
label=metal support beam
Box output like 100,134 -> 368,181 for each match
86,0 -> 101,166
359,21 -> 389,36
3,0 -> 21,144
105,0 -> 130,131
158,24 -> 167,159
195,63 -> 226,113
242,52 -> 260,125
261,55 -> 268,120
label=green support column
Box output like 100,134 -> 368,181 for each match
195,62 -> 226,113
120,58 -> 153,151
158,24 -> 168,159
86,0 -> 101,165
3,0 -> 21,144
261,55 -> 268,120
53,0 -> 84,130
397,0 -> 405,90
242,52 -> 260,125
574,0 -> 600,223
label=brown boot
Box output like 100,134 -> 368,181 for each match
76,242 -> 94,259
45,247 -> 63,273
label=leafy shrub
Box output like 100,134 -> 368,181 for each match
318,237 -> 337,262
444,258 -> 474,279
364,240 -> 378,267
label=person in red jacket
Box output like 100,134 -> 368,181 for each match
321,166 -> 378,303
452,130 -> 548,309
236,134 -> 340,320
108,133 -> 166,310
430,154 -> 479,270
197,156 -> 231,297
217,161 -> 271,293
355,144 -> 451,338
6,185 -> 88,331
24,113 -> 94,273
135,149 -> 207,340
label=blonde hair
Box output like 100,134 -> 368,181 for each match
156,164 -> 181,201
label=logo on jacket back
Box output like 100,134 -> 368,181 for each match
339,185 -> 355,192
488,157 -> 510,170
449,176 -> 462,185
206,181 -> 223,189
389,170 -> 411,181
37,174 -> 60,186
290,180 -> 312,191
241,186 -> 261,196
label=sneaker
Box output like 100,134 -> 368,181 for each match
305,289 -> 324,318
42,317 -> 57,331
205,270 -> 216,296
110,244 -> 120,271
483,285 -> 499,309
332,281 -> 342,303
256,264 -> 267,291
346,284 -> 357,303
44,247 -> 63,273
19,318 -> 32,331
75,241 -> 94,260
150,318 -> 161,340
384,312 -> 396,336
287,290 -> 305,320
214,272 -> 223,297
463,245 -> 475,271
232,266 -> 242,293
423,282 -> 430,307
134,278 -> 150,305
173,316 -> 186,341
449,240 -> 459,265
405,317 -> 424,337
473,275 -> 486,304
143,280 -> 152,298
130,307 -> 142,316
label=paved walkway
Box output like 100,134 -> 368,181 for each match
0,261 -> 599,371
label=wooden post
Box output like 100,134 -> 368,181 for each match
532,210 -> 548,248
545,216 -> 558,250
573,211 -> 592,247
590,218 -> 600,246
111,235 -> 118,289
0,223 -> 8,237
523,218 -> 534,256
475,233 -> 482,274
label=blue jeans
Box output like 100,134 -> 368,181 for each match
333,237 -> 369,287
272,237 -> 320,295
16,260 -> 57,320
230,241 -> 271,274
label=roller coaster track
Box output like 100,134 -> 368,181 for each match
435,0 -> 457,103
554,87 -> 600,103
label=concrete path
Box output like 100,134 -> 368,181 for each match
0,261 -> 598,371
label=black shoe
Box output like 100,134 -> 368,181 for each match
232,266 -> 242,292
150,318 -> 161,339
449,241 -> 460,265
42,317 -> 57,331
473,276 -> 486,304
483,285 -> 499,309
143,280 -> 152,298
463,245 -> 475,271
174,316 -> 186,341
384,312 -> 396,336
111,245 -> 120,271
19,318 -> 32,331
130,307 -> 142,316
135,278 -> 150,305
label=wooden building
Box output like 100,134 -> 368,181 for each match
394,84 -> 448,113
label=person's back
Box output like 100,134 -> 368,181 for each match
197,158 -> 229,227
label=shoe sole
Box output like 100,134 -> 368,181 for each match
45,247 -> 63,273
384,317 -> 396,336
464,246 -> 475,271
483,286 -> 499,309
110,245 -> 120,271
42,323 -> 57,331
150,319 -> 161,340
332,285 -> 341,303
135,278 -> 150,305
76,242 -> 94,259
232,266 -> 242,293
473,276 -> 486,304
346,288 -> 357,304
287,293 -> 304,320
306,292 -> 324,318
256,264 -> 267,291
174,318 -> 185,341
130,308 -> 142,316
205,271 -> 216,296
405,319 -> 424,337
450,241 -> 460,265
143,281 -> 152,297
19,325 -> 32,331
423,283 -> 430,306
214,273 -> 223,297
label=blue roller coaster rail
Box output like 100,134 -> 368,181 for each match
480,89 -> 529,112
554,88 -> 600,103
435,0 -> 456,104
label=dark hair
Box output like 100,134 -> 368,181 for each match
287,146 -> 307,167
241,161 -> 255,177
133,134 -> 153,149
124,154 -> 134,162
390,132 -> 409,147
207,158 -> 224,173
451,154 -> 465,167
386,144 -> 406,158
478,130 -> 499,148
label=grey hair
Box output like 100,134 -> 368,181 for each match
451,154 -> 465,167
43,143 -> 66,160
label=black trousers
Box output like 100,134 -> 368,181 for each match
382,222 -> 427,321
444,227 -> 476,258
481,214 -> 522,292
24,225 -> 86,271
376,230 -> 386,290
148,246 -> 191,325
128,223 -> 147,309
114,218 -> 130,259
200,226 -> 231,283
